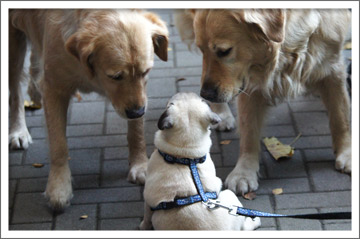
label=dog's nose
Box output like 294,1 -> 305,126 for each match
125,106 -> 145,119
200,83 -> 219,102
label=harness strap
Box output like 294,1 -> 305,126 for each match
189,161 -> 208,202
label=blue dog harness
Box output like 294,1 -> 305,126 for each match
151,150 -> 217,211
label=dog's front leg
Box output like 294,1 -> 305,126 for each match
225,91 -> 268,194
43,82 -> 73,211
127,117 -> 148,184
319,75 -> 351,173
139,203 -> 153,230
210,103 -> 236,131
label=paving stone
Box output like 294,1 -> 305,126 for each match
176,51 -> 202,67
257,178 -> 310,195
99,218 -> 141,230
265,103 -> 292,125
288,101 -> 326,112
29,127 -> 46,139
292,94 -> 321,102
261,151 -> 307,178
67,124 -> 103,137
55,204 -> 97,230
10,223 -> 52,230
9,152 -> 23,165
67,135 -> 127,149
9,180 -> 17,209
69,149 -> 101,175
78,92 -> 105,102
25,115 -> 45,127
18,178 -> 47,193
308,162 -> 351,191
106,112 -> 128,134
303,148 -> 335,162
73,175 -> 100,189
275,191 -> 351,209
144,109 -> 164,121
175,42 -> 192,52
10,164 -> 50,179
153,58 -> 175,68
176,76 -> 201,86
323,223 -> 351,230
211,153 -> 223,167
178,85 -> 201,94
280,135 -> 333,149
319,207 -> 352,224
144,121 -> 159,145
221,139 -> 239,167
104,147 -> 129,160
261,125 -> 296,138
101,160 -> 134,187
293,112 -> 331,135
257,227 -> 277,231
24,139 -> 49,164
239,195 -> 276,228
12,193 -> 53,224
148,66 -> 202,78
147,77 -> 177,98
69,102 -> 105,124
100,202 -> 144,219
147,97 -> 170,109
72,187 -> 142,204
276,208 -> 322,230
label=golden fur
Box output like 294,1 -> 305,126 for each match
175,9 -> 351,194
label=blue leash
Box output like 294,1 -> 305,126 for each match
153,150 -> 352,220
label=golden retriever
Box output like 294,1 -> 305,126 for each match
9,9 -> 168,210
175,9 -> 351,195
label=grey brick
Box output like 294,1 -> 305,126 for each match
147,97 -> 170,109
10,223 -> 52,230
69,149 -> 101,175
106,112 -> 127,134
257,178 -> 310,195
12,193 -> 53,224
29,127 -> 46,139
153,58 -> 175,68
176,51 -> 202,67
178,85 -> 201,94
277,208 -> 322,230
73,175 -> 100,189
147,77 -> 176,98
293,112 -> 331,135
144,121 -> 159,145
67,124 -> 103,137
257,227 -> 277,231
25,115 -> 45,127
55,204 -> 97,230
303,148 -> 335,162
239,195 -> 276,228
67,135 -> 127,149
265,103 -> 292,125
292,94 -> 321,102
9,152 -> 23,165
104,147 -> 129,160
24,139 -> 49,164
10,164 -> 50,179
289,101 -> 326,112
215,167 -> 232,182
261,151 -> 307,178
210,134 -> 221,154
275,191 -> 351,209
101,160 -> 134,187
18,178 -> 47,193
99,218 -> 141,230
219,129 -> 240,141
262,125 -> 296,138
72,187 -> 142,204
69,148 -> 101,161
221,139 -> 239,167
319,207 -> 352,224
175,42 -> 192,52
77,92 -> 104,102
211,153 -> 223,167
9,180 -> 17,209
285,135 -> 333,149
308,162 -> 351,191
144,109 -> 163,121
100,202 -> 144,218
148,67 -> 202,78
69,101 -> 105,124
176,76 -> 201,86
324,223 -> 351,230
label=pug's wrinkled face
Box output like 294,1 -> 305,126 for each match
157,92 -> 221,133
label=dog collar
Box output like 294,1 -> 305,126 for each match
151,150 -> 216,211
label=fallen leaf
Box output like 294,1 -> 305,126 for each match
243,191 -> 256,200
272,188 -> 283,195
74,92 -> 82,102
220,140 -> 231,145
262,137 -> 294,160
80,215 -> 88,220
176,77 -> 186,82
32,163 -> 44,168
168,47 -> 172,51
344,42 -> 351,50
24,100 -> 42,110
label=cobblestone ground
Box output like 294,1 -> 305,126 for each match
9,9 -> 352,231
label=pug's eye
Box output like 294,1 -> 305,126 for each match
109,72 -> 123,81
142,68 -> 151,77
216,47 -> 232,58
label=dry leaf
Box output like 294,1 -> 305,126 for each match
24,100 -> 42,110
344,42 -> 351,50
74,92 -> 82,102
176,77 -> 186,82
220,140 -> 231,145
32,163 -> 44,168
272,188 -> 283,195
168,47 -> 172,51
263,137 -> 294,160
243,191 -> 256,200
80,215 -> 88,220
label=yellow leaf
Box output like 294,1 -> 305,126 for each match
272,188 -> 283,195
343,42 -> 351,50
24,100 -> 42,109
220,140 -> 231,145
80,215 -> 88,220
74,92 -> 82,102
263,137 -> 294,160
243,191 -> 256,200
32,163 -> 44,168
168,47 -> 172,51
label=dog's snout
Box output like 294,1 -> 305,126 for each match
125,106 -> 145,119
200,82 -> 219,102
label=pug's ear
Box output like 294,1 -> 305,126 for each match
208,111 -> 221,125
158,110 -> 173,130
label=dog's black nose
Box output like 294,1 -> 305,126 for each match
125,106 -> 145,119
200,83 -> 219,102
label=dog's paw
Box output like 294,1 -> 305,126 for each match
225,166 -> 259,195
335,147 -> 351,174
211,113 -> 235,132
45,165 -> 73,212
9,126 -> 33,150
127,160 -> 148,185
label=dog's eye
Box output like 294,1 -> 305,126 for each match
109,72 -> 123,81
216,47 -> 232,58
142,68 -> 151,77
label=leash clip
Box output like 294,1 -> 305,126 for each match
204,199 -> 239,216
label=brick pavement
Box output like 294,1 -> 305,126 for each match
8,9 -> 352,231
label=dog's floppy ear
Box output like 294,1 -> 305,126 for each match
143,12 -> 169,61
235,9 -> 286,43
207,111 -> 221,125
158,110 -> 173,130
65,32 -> 95,77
